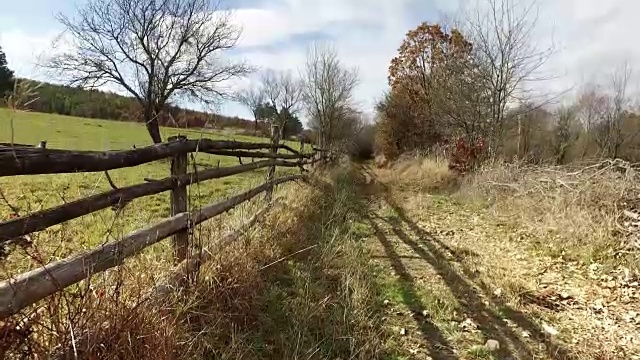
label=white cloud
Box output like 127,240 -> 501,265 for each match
539,0 -> 640,91
227,0 -> 416,117
0,29 -> 61,79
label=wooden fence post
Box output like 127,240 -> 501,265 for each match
265,123 -> 280,202
168,135 -> 189,263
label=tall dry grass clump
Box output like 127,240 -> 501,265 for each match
457,159 -> 640,268
375,154 -> 458,194
0,272 -> 183,359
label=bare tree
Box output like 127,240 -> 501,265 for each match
234,87 -> 265,134
464,0 -> 554,153
552,105 -> 579,164
595,63 -> 633,158
575,84 -> 608,158
577,85 -> 607,132
301,43 -> 358,149
49,0 -> 251,143
506,102 -> 551,161
257,70 -> 303,201
432,37 -> 491,145
261,70 -> 303,134
331,106 -> 366,151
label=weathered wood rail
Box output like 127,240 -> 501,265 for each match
0,138 -> 309,176
0,136 -> 329,320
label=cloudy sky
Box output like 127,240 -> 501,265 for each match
1,0 -> 638,121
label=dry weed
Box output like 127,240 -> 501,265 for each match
1,274 -> 181,359
1,166 -> 384,359
376,154 -> 458,194
457,159 -> 640,268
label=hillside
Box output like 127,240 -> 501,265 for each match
4,79 -> 259,132
0,107 -> 263,150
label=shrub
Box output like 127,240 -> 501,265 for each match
456,159 -> 640,269
448,138 -> 486,174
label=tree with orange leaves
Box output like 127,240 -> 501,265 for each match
376,22 -> 484,159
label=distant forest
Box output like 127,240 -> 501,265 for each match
5,79 -> 267,133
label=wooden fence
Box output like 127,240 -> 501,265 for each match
0,135 -> 331,320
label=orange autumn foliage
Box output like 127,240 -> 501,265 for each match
376,22 -> 474,159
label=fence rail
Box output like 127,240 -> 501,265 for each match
0,135 -> 330,320
0,138 -> 310,176
0,158 -> 315,244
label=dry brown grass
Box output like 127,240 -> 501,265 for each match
457,159 -> 640,269
1,270 -> 183,359
1,166 -> 385,359
368,157 -> 640,359
375,154 -> 458,194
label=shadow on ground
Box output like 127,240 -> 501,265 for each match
357,165 -> 576,360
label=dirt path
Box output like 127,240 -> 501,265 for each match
359,168 -> 639,359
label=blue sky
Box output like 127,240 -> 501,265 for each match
2,0 -> 640,122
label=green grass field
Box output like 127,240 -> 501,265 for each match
0,108 -> 296,274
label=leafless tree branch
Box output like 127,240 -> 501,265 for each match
463,0 -> 555,153
47,0 -> 252,143
301,43 -> 359,149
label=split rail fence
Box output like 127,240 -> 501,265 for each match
0,135 -> 331,320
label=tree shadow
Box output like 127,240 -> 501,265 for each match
377,182 -> 577,360
364,212 -> 458,360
